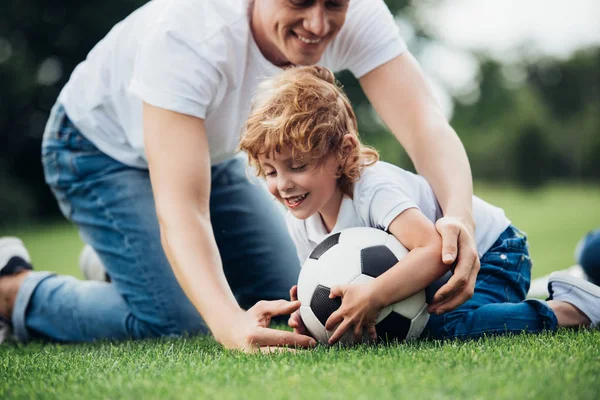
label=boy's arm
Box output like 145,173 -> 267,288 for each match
360,53 -> 479,313
325,208 -> 452,344
369,208 -> 451,309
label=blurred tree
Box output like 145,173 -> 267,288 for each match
0,0 -> 599,225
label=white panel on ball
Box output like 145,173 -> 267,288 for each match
338,227 -> 389,248
390,290 -> 427,319
299,306 -> 328,344
297,258 -> 321,305
318,245 -> 363,288
406,303 -> 430,340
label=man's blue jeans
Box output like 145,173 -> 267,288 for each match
12,104 -> 300,342
424,226 -> 558,339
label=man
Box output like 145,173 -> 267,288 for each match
0,0 -> 478,351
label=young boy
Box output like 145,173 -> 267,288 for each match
239,66 -> 600,344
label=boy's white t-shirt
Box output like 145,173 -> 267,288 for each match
287,161 -> 511,263
57,0 -> 406,168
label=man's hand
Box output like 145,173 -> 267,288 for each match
324,284 -> 381,345
233,299 -> 317,353
288,285 -> 311,336
429,217 -> 480,315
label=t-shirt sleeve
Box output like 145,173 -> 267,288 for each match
328,0 -> 407,78
129,23 -> 222,119
357,177 -> 420,232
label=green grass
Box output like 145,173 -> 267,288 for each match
1,184 -> 600,399
1,331 -> 599,399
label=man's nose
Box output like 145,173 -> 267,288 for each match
303,5 -> 329,37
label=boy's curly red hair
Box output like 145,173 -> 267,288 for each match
239,66 -> 378,197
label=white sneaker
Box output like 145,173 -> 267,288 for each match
0,237 -> 33,344
528,265 -> 587,298
548,271 -> 600,328
79,245 -> 110,282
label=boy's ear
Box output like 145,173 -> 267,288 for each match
341,134 -> 359,157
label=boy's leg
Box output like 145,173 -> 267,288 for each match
424,226 -> 558,340
209,157 -> 300,311
12,105 -> 205,342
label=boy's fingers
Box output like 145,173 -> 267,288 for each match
329,285 -> 343,299
328,320 -> 351,345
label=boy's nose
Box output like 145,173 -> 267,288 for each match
277,176 -> 295,192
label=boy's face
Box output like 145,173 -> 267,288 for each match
258,148 -> 341,220
251,0 -> 349,66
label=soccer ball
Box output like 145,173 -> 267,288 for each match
297,227 -> 430,345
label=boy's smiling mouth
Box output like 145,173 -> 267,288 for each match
283,193 -> 309,209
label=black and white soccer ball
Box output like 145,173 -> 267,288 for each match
297,227 -> 430,345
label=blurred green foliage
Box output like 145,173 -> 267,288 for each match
0,0 -> 598,227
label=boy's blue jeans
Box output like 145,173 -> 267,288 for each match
424,226 -> 558,339
12,104 -> 300,342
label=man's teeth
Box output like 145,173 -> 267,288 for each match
296,34 -> 322,44
287,194 -> 308,204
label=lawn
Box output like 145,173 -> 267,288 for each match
1,184 -> 600,399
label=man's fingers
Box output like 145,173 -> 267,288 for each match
259,346 -> 298,354
325,310 -> 343,331
431,270 -> 467,305
289,285 -> 298,302
250,327 -> 317,348
432,261 -> 479,314
353,325 -> 363,342
328,320 -> 351,345
367,325 -> 377,341
263,299 -> 301,318
436,220 -> 460,264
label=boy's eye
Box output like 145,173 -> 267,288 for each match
291,164 -> 307,171
264,170 -> 276,177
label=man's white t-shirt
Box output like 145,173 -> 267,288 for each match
287,161 -> 511,263
58,0 -> 406,168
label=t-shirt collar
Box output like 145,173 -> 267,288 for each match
305,195 -> 358,245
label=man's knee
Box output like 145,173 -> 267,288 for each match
128,310 -> 208,339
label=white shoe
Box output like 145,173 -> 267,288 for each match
79,245 -> 110,282
527,265 -> 587,298
0,237 -> 33,344
548,271 -> 600,328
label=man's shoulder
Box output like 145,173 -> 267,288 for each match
149,0 -> 248,42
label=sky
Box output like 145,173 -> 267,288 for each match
402,0 -> 600,117
420,0 -> 600,61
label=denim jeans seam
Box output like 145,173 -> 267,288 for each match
82,180 -> 178,335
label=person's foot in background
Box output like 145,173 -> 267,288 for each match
528,228 -> 600,298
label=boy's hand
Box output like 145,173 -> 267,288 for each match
324,283 -> 381,345
288,285 -> 311,336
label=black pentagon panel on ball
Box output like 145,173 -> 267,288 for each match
376,312 -> 412,342
309,232 -> 341,260
310,285 -> 342,326
360,245 -> 398,277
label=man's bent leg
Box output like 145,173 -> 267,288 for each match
12,106 -> 206,342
